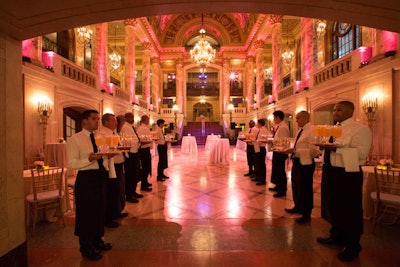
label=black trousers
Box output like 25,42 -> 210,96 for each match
246,144 -> 255,173
115,163 -> 125,213
291,158 -> 315,217
75,169 -> 107,250
271,152 -> 288,193
139,147 -> 152,187
124,152 -> 140,198
157,144 -> 168,177
254,147 -> 266,182
321,165 -> 364,248
105,163 -> 125,222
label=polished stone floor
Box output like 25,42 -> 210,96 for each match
27,146 -> 400,266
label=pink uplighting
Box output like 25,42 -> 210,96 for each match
358,46 -> 372,64
296,81 -> 302,92
42,51 -> 55,68
381,31 -> 398,53
107,83 -> 114,95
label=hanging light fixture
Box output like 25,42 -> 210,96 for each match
281,21 -> 294,66
109,25 -> 121,70
190,14 -> 216,70
77,26 -> 93,45
316,20 -> 327,39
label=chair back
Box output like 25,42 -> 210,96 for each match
30,167 -> 64,201
374,167 -> 400,201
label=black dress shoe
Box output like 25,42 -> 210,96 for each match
295,216 -> 311,224
244,172 -> 253,176
256,182 -> 266,186
337,247 -> 360,262
126,197 -> 139,203
157,177 -> 165,181
268,187 -> 279,192
162,175 -> 170,179
273,192 -> 286,198
250,174 -> 256,178
94,241 -> 112,251
105,220 -> 119,228
114,212 -> 128,218
284,207 -> 299,214
316,236 -> 341,245
133,193 -> 144,198
251,178 -> 259,182
141,187 -> 152,192
81,249 -> 102,260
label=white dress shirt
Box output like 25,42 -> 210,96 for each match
274,121 -> 290,138
67,128 -> 100,170
155,126 -> 166,145
137,123 -> 152,149
292,122 -> 320,164
120,122 -> 140,153
324,118 -> 372,168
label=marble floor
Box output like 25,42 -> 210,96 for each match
27,146 -> 400,266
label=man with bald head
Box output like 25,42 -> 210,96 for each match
317,101 -> 372,262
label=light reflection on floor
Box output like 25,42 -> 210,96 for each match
27,145 -> 400,267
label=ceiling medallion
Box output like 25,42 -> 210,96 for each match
190,14 -> 216,71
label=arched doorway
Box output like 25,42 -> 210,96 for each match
193,102 -> 213,121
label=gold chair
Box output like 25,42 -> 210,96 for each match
67,176 -> 76,211
371,167 -> 400,232
26,167 -> 65,235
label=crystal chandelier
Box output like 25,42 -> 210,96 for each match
190,14 -> 216,69
281,22 -> 294,66
316,20 -> 327,39
109,26 -> 121,70
77,26 -> 93,45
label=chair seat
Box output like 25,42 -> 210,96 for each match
26,190 -> 64,202
370,191 -> 400,205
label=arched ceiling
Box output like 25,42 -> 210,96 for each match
0,0 -> 399,41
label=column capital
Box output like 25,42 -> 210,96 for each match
254,39 -> 265,49
142,42 -> 152,50
124,18 -> 137,27
269,15 -> 283,25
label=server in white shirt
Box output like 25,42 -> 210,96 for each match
252,119 -> 269,185
67,110 -> 112,261
269,110 -> 290,197
317,101 -> 372,262
244,120 -> 258,177
100,114 -> 128,228
136,115 -> 153,191
120,112 -> 143,202
155,119 -> 169,181
284,111 -> 319,224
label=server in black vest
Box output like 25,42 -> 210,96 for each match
67,110 -> 112,261
284,111 -> 319,224
317,101 -> 372,262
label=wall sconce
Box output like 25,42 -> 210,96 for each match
172,104 -> 179,127
362,94 -> 378,127
316,20 -> 327,39
38,99 -> 52,150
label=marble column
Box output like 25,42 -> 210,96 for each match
95,23 -> 108,92
151,57 -> 161,112
222,58 -> 231,113
245,56 -> 255,112
301,18 -> 312,89
142,42 -> 152,109
175,59 -> 183,113
270,16 -> 282,102
254,40 -> 265,108
125,18 -> 137,104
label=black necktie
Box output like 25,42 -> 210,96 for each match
293,128 -> 303,149
249,128 -> 252,134
273,126 -> 279,137
90,133 -> 103,168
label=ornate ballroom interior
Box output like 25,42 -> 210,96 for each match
1,1 -> 400,266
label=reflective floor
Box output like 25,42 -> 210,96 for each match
28,146 -> 400,266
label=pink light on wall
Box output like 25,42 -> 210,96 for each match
358,46 -> 372,65
382,30 -> 398,53
295,81 -> 302,93
42,51 -> 55,69
107,83 -> 114,95
301,18 -> 312,89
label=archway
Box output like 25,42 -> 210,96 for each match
193,102 -> 213,121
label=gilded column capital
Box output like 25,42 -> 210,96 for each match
124,18 -> 137,27
142,41 -> 152,50
269,15 -> 283,25
151,57 -> 160,64
245,56 -> 254,63
254,39 -> 265,49
175,58 -> 183,66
